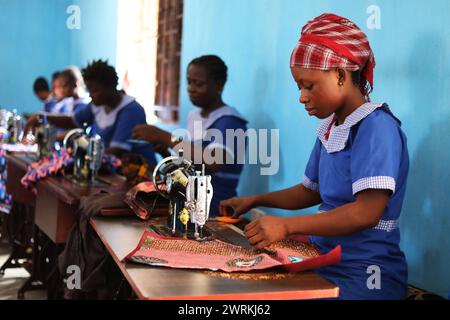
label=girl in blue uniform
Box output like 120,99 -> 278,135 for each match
132,55 -> 247,216
24,60 -> 156,165
52,68 -> 89,115
219,13 -> 410,300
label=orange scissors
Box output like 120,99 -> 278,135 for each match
213,207 -> 242,224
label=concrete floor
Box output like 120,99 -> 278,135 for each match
0,241 -> 47,300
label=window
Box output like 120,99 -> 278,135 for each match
116,0 -> 183,125
154,0 -> 183,123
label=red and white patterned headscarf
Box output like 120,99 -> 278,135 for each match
290,13 -> 376,98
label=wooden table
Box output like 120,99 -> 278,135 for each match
90,216 -> 339,300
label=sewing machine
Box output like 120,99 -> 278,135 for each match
0,109 -> 23,144
7,109 -> 24,144
63,127 -> 104,187
152,150 -> 213,240
35,114 -> 56,158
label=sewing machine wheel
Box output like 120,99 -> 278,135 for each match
152,156 -> 195,199
62,128 -> 84,152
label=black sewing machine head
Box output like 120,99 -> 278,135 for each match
0,108 -> 23,144
63,125 -> 104,187
35,114 -> 56,158
152,150 -> 214,240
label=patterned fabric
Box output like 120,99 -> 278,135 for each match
124,181 -> 168,220
21,148 -> 73,193
405,285 -> 446,300
373,219 -> 399,233
352,176 -> 396,194
290,13 -> 376,97
20,148 -> 122,193
0,149 -> 12,214
126,230 -> 341,273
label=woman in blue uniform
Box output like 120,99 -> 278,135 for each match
132,55 -> 248,216
219,13 -> 410,300
24,60 -> 156,165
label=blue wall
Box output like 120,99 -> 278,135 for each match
0,0 -> 118,114
67,0 -> 118,68
180,0 -> 450,296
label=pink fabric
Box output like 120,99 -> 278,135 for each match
125,230 -> 341,273
124,181 -> 167,220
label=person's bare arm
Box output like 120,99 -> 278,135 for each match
244,189 -> 390,248
24,113 -> 77,136
219,184 -> 322,217
132,124 -> 229,173
250,184 -> 322,210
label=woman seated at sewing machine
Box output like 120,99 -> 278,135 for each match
51,67 -> 90,116
24,60 -> 157,165
132,55 -> 248,216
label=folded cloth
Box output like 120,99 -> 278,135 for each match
124,181 -> 168,220
125,230 -> 341,273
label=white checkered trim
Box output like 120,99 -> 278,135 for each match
352,176 -> 396,195
317,103 -> 384,153
302,175 -> 319,192
373,219 -> 399,232
319,209 -> 399,232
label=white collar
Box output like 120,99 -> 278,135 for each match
317,102 -> 385,153
191,105 -> 247,127
187,105 -> 247,140
91,94 -> 135,129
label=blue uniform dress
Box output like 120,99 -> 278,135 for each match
42,97 -> 58,113
187,106 -> 248,216
73,95 -> 157,166
53,97 -> 89,115
302,102 -> 409,300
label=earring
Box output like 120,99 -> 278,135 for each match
338,80 -> 344,86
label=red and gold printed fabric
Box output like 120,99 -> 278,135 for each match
125,230 -> 341,272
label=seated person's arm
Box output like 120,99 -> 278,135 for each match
219,184 -> 322,217
107,106 -> 156,160
24,113 -> 77,135
244,189 -> 389,249
131,124 -> 227,173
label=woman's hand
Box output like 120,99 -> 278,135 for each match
244,216 -> 289,249
132,124 -> 171,146
219,196 -> 257,218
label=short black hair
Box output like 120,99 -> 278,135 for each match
188,55 -> 228,86
58,69 -> 78,87
33,77 -> 50,93
52,71 -> 61,82
82,59 -> 118,89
